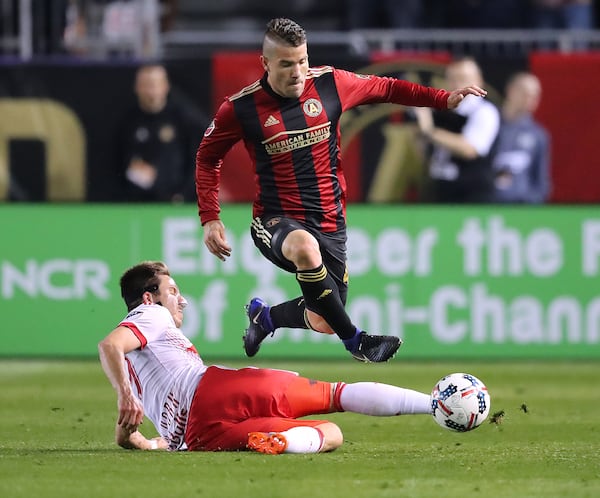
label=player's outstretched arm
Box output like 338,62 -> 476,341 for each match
99,327 -> 145,438
447,85 -> 487,109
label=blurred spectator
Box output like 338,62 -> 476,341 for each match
345,0 -> 423,29
531,0 -> 594,29
491,72 -> 551,204
435,0 -> 531,28
116,64 -> 208,203
64,0 -> 176,57
1,0 -> 71,55
414,57 -> 500,203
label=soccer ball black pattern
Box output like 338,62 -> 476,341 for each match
430,372 -> 491,432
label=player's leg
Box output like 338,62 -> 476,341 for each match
302,231 -> 402,362
249,216 -> 353,337
185,367 -> 341,453
333,382 -> 431,416
186,367 -> 430,453
285,228 -> 401,362
247,420 -> 342,454
282,374 -> 430,417
211,417 -> 342,453
244,216 -> 310,357
243,377 -> 430,453
283,228 -> 360,341
227,371 -> 342,454
246,216 -> 400,362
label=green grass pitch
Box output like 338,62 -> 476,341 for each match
1,358 -> 598,498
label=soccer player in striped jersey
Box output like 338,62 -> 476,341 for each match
196,18 -> 487,362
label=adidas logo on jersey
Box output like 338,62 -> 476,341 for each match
264,115 -> 280,127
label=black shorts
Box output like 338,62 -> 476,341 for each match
250,216 -> 349,304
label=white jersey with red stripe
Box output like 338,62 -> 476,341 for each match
119,303 -> 207,451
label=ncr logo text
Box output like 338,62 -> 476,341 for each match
1,259 -> 110,299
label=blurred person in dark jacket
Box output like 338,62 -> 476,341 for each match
117,64 -> 207,202
414,58 -> 500,203
491,72 -> 551,204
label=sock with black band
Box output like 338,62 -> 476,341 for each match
296,264 -> 359,342
270,297 -> 309,329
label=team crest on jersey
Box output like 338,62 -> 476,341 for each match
303,98 -> 323,118
204,119 -> 216,137
265,217 -> 281,228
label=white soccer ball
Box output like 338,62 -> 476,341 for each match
430,372 -> 491,432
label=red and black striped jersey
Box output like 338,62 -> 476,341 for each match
196,66 -> 450,232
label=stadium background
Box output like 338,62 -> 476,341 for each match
1,1 -> 600,359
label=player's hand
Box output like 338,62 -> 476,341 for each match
203,219 -> 232,261
447,85 -> 487,109
117,392 -> 144,432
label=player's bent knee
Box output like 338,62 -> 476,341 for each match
317,422 -> 343,452
282,230 -> 322,268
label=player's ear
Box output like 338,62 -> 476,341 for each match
142,291 -> 155,305
260,55 -> 269,72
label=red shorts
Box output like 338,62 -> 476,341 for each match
184,366 -> 338,451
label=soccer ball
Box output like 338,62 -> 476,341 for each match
430,373 -> 490,432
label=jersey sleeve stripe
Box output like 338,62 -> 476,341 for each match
121,321 -> 148,349
228,80 -> 262,101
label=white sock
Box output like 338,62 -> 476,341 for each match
279,426 -> 324,454
339,382 -> 431,416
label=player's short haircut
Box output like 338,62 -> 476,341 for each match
120,261 -> 170,311
264,18 -> 306,47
